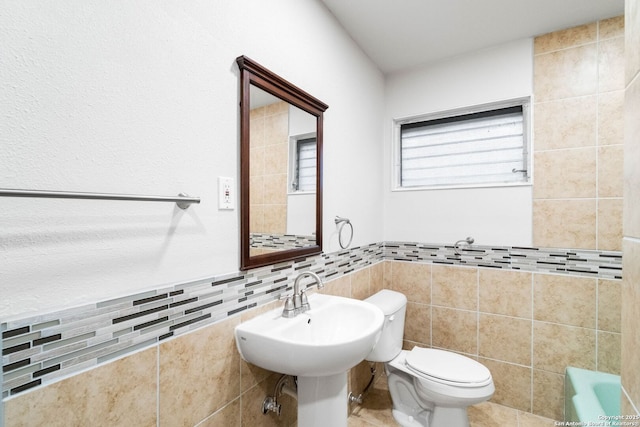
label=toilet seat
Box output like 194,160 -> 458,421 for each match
405,348 -> 492,388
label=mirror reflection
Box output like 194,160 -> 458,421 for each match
248,86 -> 317,257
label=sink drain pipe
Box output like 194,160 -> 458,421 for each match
348,363 -> 377,405
262,374 -> 297,416
262,363 -> 377,416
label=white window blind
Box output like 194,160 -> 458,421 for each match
295,138 -> 316,192
400,105 -> 528,188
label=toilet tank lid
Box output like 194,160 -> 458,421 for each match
364,290 -> 407,315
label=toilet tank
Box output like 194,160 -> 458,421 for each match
364,290 -> 407,362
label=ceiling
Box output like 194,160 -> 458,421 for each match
321,0 -> 625,74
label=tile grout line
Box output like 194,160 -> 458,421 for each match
430,264 -> 433,349
476,269 -> 480,358
595,278 -> 600,372
156,345 -> 160,427
596,18 -> 601,254
622,385 -> 640,416
530,272 -> 535,414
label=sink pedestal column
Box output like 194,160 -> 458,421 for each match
297,372 -> 348,427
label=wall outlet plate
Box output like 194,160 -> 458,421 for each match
218,177 -> 234,210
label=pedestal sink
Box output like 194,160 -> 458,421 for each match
235,293 -> 384,427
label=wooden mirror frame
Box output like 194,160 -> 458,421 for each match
237,55 -> 328,270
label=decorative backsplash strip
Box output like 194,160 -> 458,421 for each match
250,232 -> 316,251
1,240 -> 621,400
1,242 -> 382,400
383,241 -> 623,280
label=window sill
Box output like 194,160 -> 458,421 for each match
391,181 -> 532,192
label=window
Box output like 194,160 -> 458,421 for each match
396,100 -> 530,189
291,137 -> 316,192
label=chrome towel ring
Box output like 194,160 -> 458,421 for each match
335,216 -> 354,249
453,236 -> 474,255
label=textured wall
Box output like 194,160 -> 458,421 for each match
0,0 -> 385,317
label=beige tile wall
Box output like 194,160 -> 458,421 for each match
533,16 -> 625,251
3,263 -> 385,427
250,101 -> 289,239
2,260 -> 622,425
386,260 -> 621,421
5,348 -> 158,427
622,0 -> 640,417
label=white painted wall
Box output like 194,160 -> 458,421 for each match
0,0 -> 385,317
383,39 -> 534,247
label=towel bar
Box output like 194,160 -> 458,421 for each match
0,188 -> 200,210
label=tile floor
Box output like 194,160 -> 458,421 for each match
347,373 -> 558,427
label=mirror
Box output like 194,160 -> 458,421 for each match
237,56 -> 328,270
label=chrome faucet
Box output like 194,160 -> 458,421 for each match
282,271 -> 324,318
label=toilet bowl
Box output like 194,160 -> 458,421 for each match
365,290 -> 494,427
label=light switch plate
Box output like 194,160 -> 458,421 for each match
218,177 -> 234,210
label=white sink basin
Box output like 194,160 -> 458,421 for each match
235,293 -> 384,377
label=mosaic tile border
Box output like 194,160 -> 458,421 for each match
250,232 -> 316,251
1,241 -> 622,400
383,241 -> 623,280
1,243 -> 382,399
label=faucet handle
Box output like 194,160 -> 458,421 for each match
300,290 -> 310,312
282,296 -> 296,318
293,292 -> 302,311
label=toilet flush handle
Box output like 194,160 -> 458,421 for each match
389,315 -> 395,322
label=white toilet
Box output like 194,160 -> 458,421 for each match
365,289 -> 495,427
